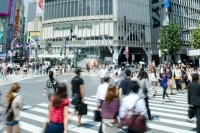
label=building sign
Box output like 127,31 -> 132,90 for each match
9,0 -> 16,24
164,0 -> 170,8
86,40 -> 113,46
14,9 -> 20,38
0,18 -> 6,43
0,0 -> 11,16
8,28 -> 13,43
30,32 -> 40,37
36,0 -> 44,17
54,24 -> 92,31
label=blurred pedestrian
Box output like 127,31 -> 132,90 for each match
43,71 -> 59,101
188,73 -> 200,133
44,83 -> 69,133
71,68 -> 85,126
6,83 -> 22,133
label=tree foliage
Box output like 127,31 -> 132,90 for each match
159,22 -> 181,54
191,22 -> 200,49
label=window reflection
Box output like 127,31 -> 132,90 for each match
44,0 -> 113,20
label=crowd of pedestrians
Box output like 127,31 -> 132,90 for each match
0,59 -> 200,133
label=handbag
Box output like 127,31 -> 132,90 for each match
71,94 -> 81,106
120,98 -> 147,133
6,95 -> 18,123
94,110 -> 101,122
188,106 -> 195,119
102,123 -> 118,133
77,103 -> 88,115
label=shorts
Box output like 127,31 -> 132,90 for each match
17,68 -> 20,71
6,120 -> 19,126
75,98 -> 82,111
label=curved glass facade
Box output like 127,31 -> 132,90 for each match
44,0 -> 113,20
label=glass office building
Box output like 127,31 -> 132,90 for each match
41,0 -> 151,66
150,0 -> 200,64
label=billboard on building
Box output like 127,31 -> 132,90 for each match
9,0 -> 17,24
164,0 -> 170,8
14,9 -> 20,39
8,28 -> 13,43
0,18 -> 6,43
36,0 -> 44,17
0,0 -> 11,16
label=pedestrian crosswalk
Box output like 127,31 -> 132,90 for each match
11,91 -> 196,133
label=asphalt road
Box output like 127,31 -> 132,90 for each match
0,73 -> 102,106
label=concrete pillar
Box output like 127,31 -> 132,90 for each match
142,48 -> 152,65
112,46 -> 119,65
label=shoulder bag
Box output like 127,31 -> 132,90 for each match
188,105 -> 196,119
120,98 -> 147,132
6,95 -> 18,123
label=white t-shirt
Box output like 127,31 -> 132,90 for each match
99,68 -> 109,78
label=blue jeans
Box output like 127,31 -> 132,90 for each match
45,122 -> 64,133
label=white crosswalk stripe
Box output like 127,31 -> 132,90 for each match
15,92 -> 196,133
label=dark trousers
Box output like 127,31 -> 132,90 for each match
196,107 -> 200,133
144,97 -> 151,119
98,123 -> 103,133
45,122 -> 64,133
163,86 -> 169,99
175,79 -> 182,91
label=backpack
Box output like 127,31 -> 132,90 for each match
120,98 -> 147,132
6,95 -> 18,123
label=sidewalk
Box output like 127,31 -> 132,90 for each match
0,71 -> 42,86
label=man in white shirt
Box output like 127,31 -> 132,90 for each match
96,76 -> 110,108
98,63 -> 109,84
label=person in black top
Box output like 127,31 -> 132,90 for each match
188,73 -> 200,133
71,68 -> 85,126
119,69 -> 131,100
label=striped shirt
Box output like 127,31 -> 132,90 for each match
49,96 -> 69,123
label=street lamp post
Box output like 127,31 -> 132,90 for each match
163,19 -> 170,67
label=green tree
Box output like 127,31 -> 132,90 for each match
160,22 -> 181,54
191,22 -> 200,49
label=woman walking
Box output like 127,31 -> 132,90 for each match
99,85 -> 120,133
160,69 -> 171,104
43,71 -> 59,101
166,67 -> 173,95
6,83 -> 23,133
138,71 -> 152,120
1,64 -> 8,81
44,83 -> 69,133
22,63 -> 27,78
150,68 -> 158,98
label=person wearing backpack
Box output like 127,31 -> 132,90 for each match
43,71 -> 59,101
6,83 -> 22,133
119,80 -> 147,133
